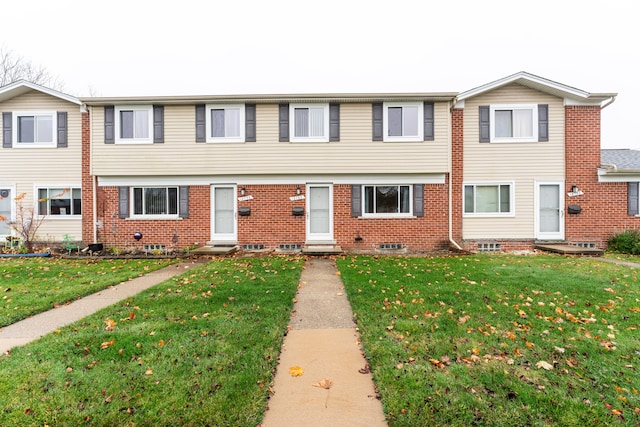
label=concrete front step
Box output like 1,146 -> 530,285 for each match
191,245 -> 238,255
535,243 -> 604,256
302,245 -> 343,255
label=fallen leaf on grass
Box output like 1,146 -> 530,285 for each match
289,366 -> 304,377
100,340 -> 115,350
104,319 -> 117,331
312,379 -> 333,389
536,360 -> 553,370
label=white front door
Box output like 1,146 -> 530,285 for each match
306,184 -> 333,242
210,185 -> 237,242
536,182 -> 564,240
0,188 -> 14,238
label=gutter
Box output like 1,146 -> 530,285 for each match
601,95 -> 616,109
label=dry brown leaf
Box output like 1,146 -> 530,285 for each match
312,378 -> 333,389
104,319 -> 116,331
536,360 -> 553,370
289,366 -> 304,377
100,340 -> 115,350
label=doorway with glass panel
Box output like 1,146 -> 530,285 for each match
210,185 -> 237,242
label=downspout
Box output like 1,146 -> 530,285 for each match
448,98 -> 463,251
601,95 -> 616,110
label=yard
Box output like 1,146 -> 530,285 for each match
337,254 -> 640,426
1,253 -> 639,426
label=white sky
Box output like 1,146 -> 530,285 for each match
2,0 -> 638,149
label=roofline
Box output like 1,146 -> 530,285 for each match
80,92 -> 459,106
0,79 -> 81,105
455,71 -> 617,106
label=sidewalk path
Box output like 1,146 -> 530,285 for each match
261,258 -> 387,427
0,259 -> 206,355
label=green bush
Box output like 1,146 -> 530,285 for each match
607,229 -> 640,254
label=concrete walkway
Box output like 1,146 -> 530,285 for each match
0,259 -> 206,355
261,258 -> 387,427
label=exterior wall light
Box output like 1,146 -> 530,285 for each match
241,187 -> 246,196
296,186 -> 301,195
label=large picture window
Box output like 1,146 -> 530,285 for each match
464,183 -> 513,216
132,187 -> 178,216
38,187 -> 82,216
363,185 -> 411,216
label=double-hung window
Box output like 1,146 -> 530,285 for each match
464,183 -> 514,216
132,187 -> 178,217
383,102 -> 423,142
290,104 -> 329,142
38,187 -> 82,216
115,105 -> 153,143
488,105 -> 539,143
363,185 -> 412,216
206,104 -> 245,142
13,111 -> 56,147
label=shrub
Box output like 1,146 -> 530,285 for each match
607,229 -> 640,254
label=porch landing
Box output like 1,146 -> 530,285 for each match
535,243 -> 603,256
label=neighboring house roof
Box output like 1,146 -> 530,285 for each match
455,71 -> 617,107
599,149 -> 640,182
80,92 -> 459,106
0,79 -> 80,105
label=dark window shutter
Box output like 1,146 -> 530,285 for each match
153,105 -> 164,143
118,186 -> 130,218
179,186 -> 189,218
329,103 -> 340,142
628,182 -> 639,216
279,104 -> 289,142
413,184 -> 424,217
424,102 -> 434,141
372,103 -> 383,141
538,104 -> 549,142
2,112 -> 12,148
195,104 -> 206,142
351,185 -> 362,217
104,106 -> 115,143
245,104 -> 256,142
479,105 -> 490,142
56,112 -> 68,148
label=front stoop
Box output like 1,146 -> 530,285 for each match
535,243 -> 604,256
302,244 -> 343,255
191,244 -> 238,255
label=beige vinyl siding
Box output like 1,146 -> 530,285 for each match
0,90 -> 83,240
91,102 -> 450,176
462,84 -> 564,239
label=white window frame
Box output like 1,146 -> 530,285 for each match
115,105 -> 153,144
206,104 -> 246,143
463,182 -> 515,217
130,186 -> 180,219
490,104 -> 538,143
383,102 -> 424,142
36,186 -> 82,218
12,111 -> 57,148
362,184 -> 413,218
290,103 -> 329,142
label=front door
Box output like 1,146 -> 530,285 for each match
536,182 -> 564,240
210,185 -> 237,242
306,184 -> 333,242
0,188 -> 13,238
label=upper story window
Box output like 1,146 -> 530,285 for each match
12,111 -> 56,147
383,102 -> 424,142
206,104 -> 245,142
290,104 -> 329,142
464,182 -> 514,216
37,187 -> 82,216
480,104 -> 547,143
132,186 -> 178,217
115,105 -> 153,144
363,184 -> 412,217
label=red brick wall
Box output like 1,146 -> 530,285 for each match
565,106 -> 635,246
81,112 -> 93,245
451,109 -> 464,245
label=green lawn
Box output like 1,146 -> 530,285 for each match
0,256 -> 303,426
337,254 -> 640,427
0,257 -> 176,327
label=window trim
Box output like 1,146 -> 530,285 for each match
130,186 -> 180,219
463,182 -> 515,217
383,102 -> 424,142
205,104 -> 246,143
489,104 -> 538,143
362,184 -> 414,218
36,186 -> 82,218
115,105 -> 154,144
289,103 -> 330,142
12,111 -> 57,148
